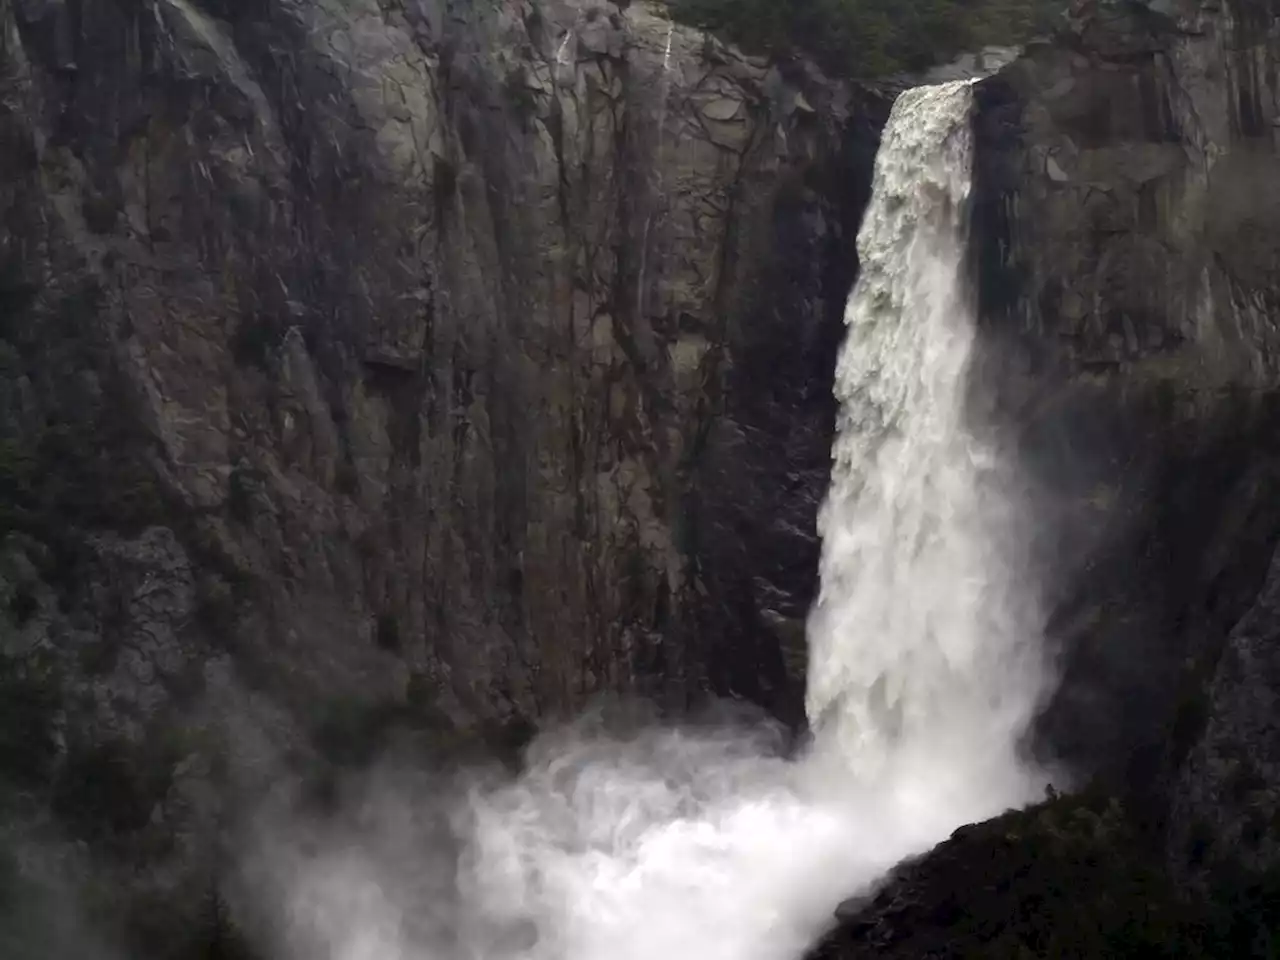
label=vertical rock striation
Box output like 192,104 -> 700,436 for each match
0,0 -> 885,949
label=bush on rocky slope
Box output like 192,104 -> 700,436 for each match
665,0 -> 1062,77
814,789 -> 1280,958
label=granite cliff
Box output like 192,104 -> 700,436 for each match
0,0 -> 883,951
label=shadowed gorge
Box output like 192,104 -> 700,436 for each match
3,0 -> 1280,956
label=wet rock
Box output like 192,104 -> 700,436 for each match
971,0 -> 1280,883
811,792 -> 1202,960
1170,540 -> 1280,882
0,0 -> 887,947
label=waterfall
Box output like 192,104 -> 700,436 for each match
806,79 -> 1049,825
247,80 -> 1052,960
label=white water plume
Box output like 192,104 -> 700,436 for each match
245,80 -> 1051,960
806,79 -> 1049,818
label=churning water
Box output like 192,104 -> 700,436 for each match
249,80 -> 1052,960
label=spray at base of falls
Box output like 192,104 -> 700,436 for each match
245,80 -> 1052,960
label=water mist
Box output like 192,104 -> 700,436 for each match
244,80 -> 1053,960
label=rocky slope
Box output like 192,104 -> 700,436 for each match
0,0 -> 885,951
814,791 -> 1193,959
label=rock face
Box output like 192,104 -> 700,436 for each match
0,0 -> 885,950
967,0 -> 1280,788
1171,542 -> 1280,887
969,0 -> 1280,887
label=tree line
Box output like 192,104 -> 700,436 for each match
665,0 -> 1064,77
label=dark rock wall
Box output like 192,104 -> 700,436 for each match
1171,543 -> 1280,892
0,0 -> 885,949
970,0 -> 1280,882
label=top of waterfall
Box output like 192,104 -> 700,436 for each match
923,45 -> 1022,83
868,45 -> 1022,99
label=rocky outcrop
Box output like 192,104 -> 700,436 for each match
970,0 -> 1280,810
0,0 -> 885,951
812,792 -> 1196,960
1170,541 -> 1280,891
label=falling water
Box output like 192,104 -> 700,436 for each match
248,80 -> 1051,960
806,79 -> 1049,825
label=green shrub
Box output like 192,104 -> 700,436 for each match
665,0 -> 1063,78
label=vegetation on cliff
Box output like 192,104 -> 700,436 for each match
665,0 -> 1062,77
814,789 -> 1280,958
